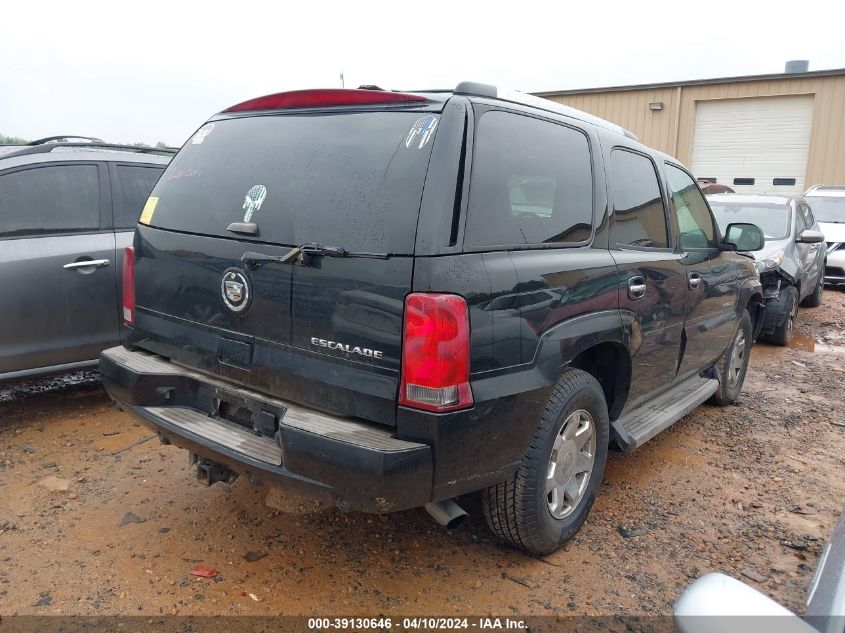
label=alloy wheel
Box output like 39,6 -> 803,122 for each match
728,328 -> 747,388
546,409 -> 596,519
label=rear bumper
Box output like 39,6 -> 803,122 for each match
99,346 -> 432,513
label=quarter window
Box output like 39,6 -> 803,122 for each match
665,163 -> 717,249
610,150 -> 669,248
115,165 -> 164,229
0,165 -> 100,238
465,111 -> 593,247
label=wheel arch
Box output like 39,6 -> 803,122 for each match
567,341 -> 632,422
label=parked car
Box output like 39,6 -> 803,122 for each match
0,137 -> 174,382
708,194 -> 826,345
697,179 -> 735,195
675,509 -> 845,633
803,185 -> 845,286
99,83 -> 765,555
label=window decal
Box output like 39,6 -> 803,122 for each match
139,196 -> 159,225
242,185 -> 267,222
191,123 -> 215,145
405,115 -> 438,149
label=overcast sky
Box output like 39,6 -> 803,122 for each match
2,0 -> 844,146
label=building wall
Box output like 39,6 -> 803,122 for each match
544,74 -> 845,187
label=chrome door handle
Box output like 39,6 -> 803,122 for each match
688,272 -> 702,289
63,259 -> 110,270
628,276 -> 647,300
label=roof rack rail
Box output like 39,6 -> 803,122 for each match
1,141 -> 178,159
805,184 -> 845,192
28,135 -> 104,145
453,81 -> 638,140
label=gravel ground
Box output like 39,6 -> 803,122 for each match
1,290 -> 844,617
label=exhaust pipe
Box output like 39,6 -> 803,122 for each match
425,500 -> 468,531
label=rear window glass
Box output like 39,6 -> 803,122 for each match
145,112 -> 438,253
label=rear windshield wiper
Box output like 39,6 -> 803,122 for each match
242,243 -> 388,269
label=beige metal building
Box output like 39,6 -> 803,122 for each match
536,68 -> 845,196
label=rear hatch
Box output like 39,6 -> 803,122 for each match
132,96 -> 442,425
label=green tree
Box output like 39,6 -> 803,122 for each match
0,134 -> 28,144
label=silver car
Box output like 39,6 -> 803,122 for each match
675,509 -> 845,633
709,194 -> 825,346
0,138 -> 172,382
803,185 -> 845,285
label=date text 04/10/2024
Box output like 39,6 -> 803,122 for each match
307,617 -> 527,630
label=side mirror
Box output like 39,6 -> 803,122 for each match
723,223 -> 765,252
797,229 -> 825,244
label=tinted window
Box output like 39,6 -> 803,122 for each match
610,150 -> 668,248
115,165 -> 163,229
665,164 -> 717,249
465,111 -> 592,247
710,201 -> 791,240
146,112 -> 437,253
0,165 -> 99,238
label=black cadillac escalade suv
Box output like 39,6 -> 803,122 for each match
100,82 -> 765,555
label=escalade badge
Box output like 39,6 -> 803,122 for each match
310,337 -> 384,359
221,269 -> 251,313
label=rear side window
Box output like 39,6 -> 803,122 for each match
465,111 -> 593,247
145,112 -> 437,253
610,150 -> 669,248
0,165 -> 100,238
115,165 -> 163,229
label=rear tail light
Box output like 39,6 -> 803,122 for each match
224,89 -> 427,113
122,246 -> 135,325
399,293 -> 473,412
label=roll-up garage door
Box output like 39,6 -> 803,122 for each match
691,95 -> 814,196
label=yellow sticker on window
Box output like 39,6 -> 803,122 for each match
139,196 -> 159,224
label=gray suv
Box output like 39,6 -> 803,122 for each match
0,138 -> 173,382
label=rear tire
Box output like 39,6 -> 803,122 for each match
710,310 -> 753,406
767,286 -> 798,346
801,273 -> 824,308
482,368 -> 609,556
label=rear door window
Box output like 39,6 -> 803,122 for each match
464,110 -> 593,247
610,149 -> 669,249
145,112 -> 438,254
0,164 -> 100,238
114,164 -> 164,229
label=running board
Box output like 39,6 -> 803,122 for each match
612,376 -> 719,452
